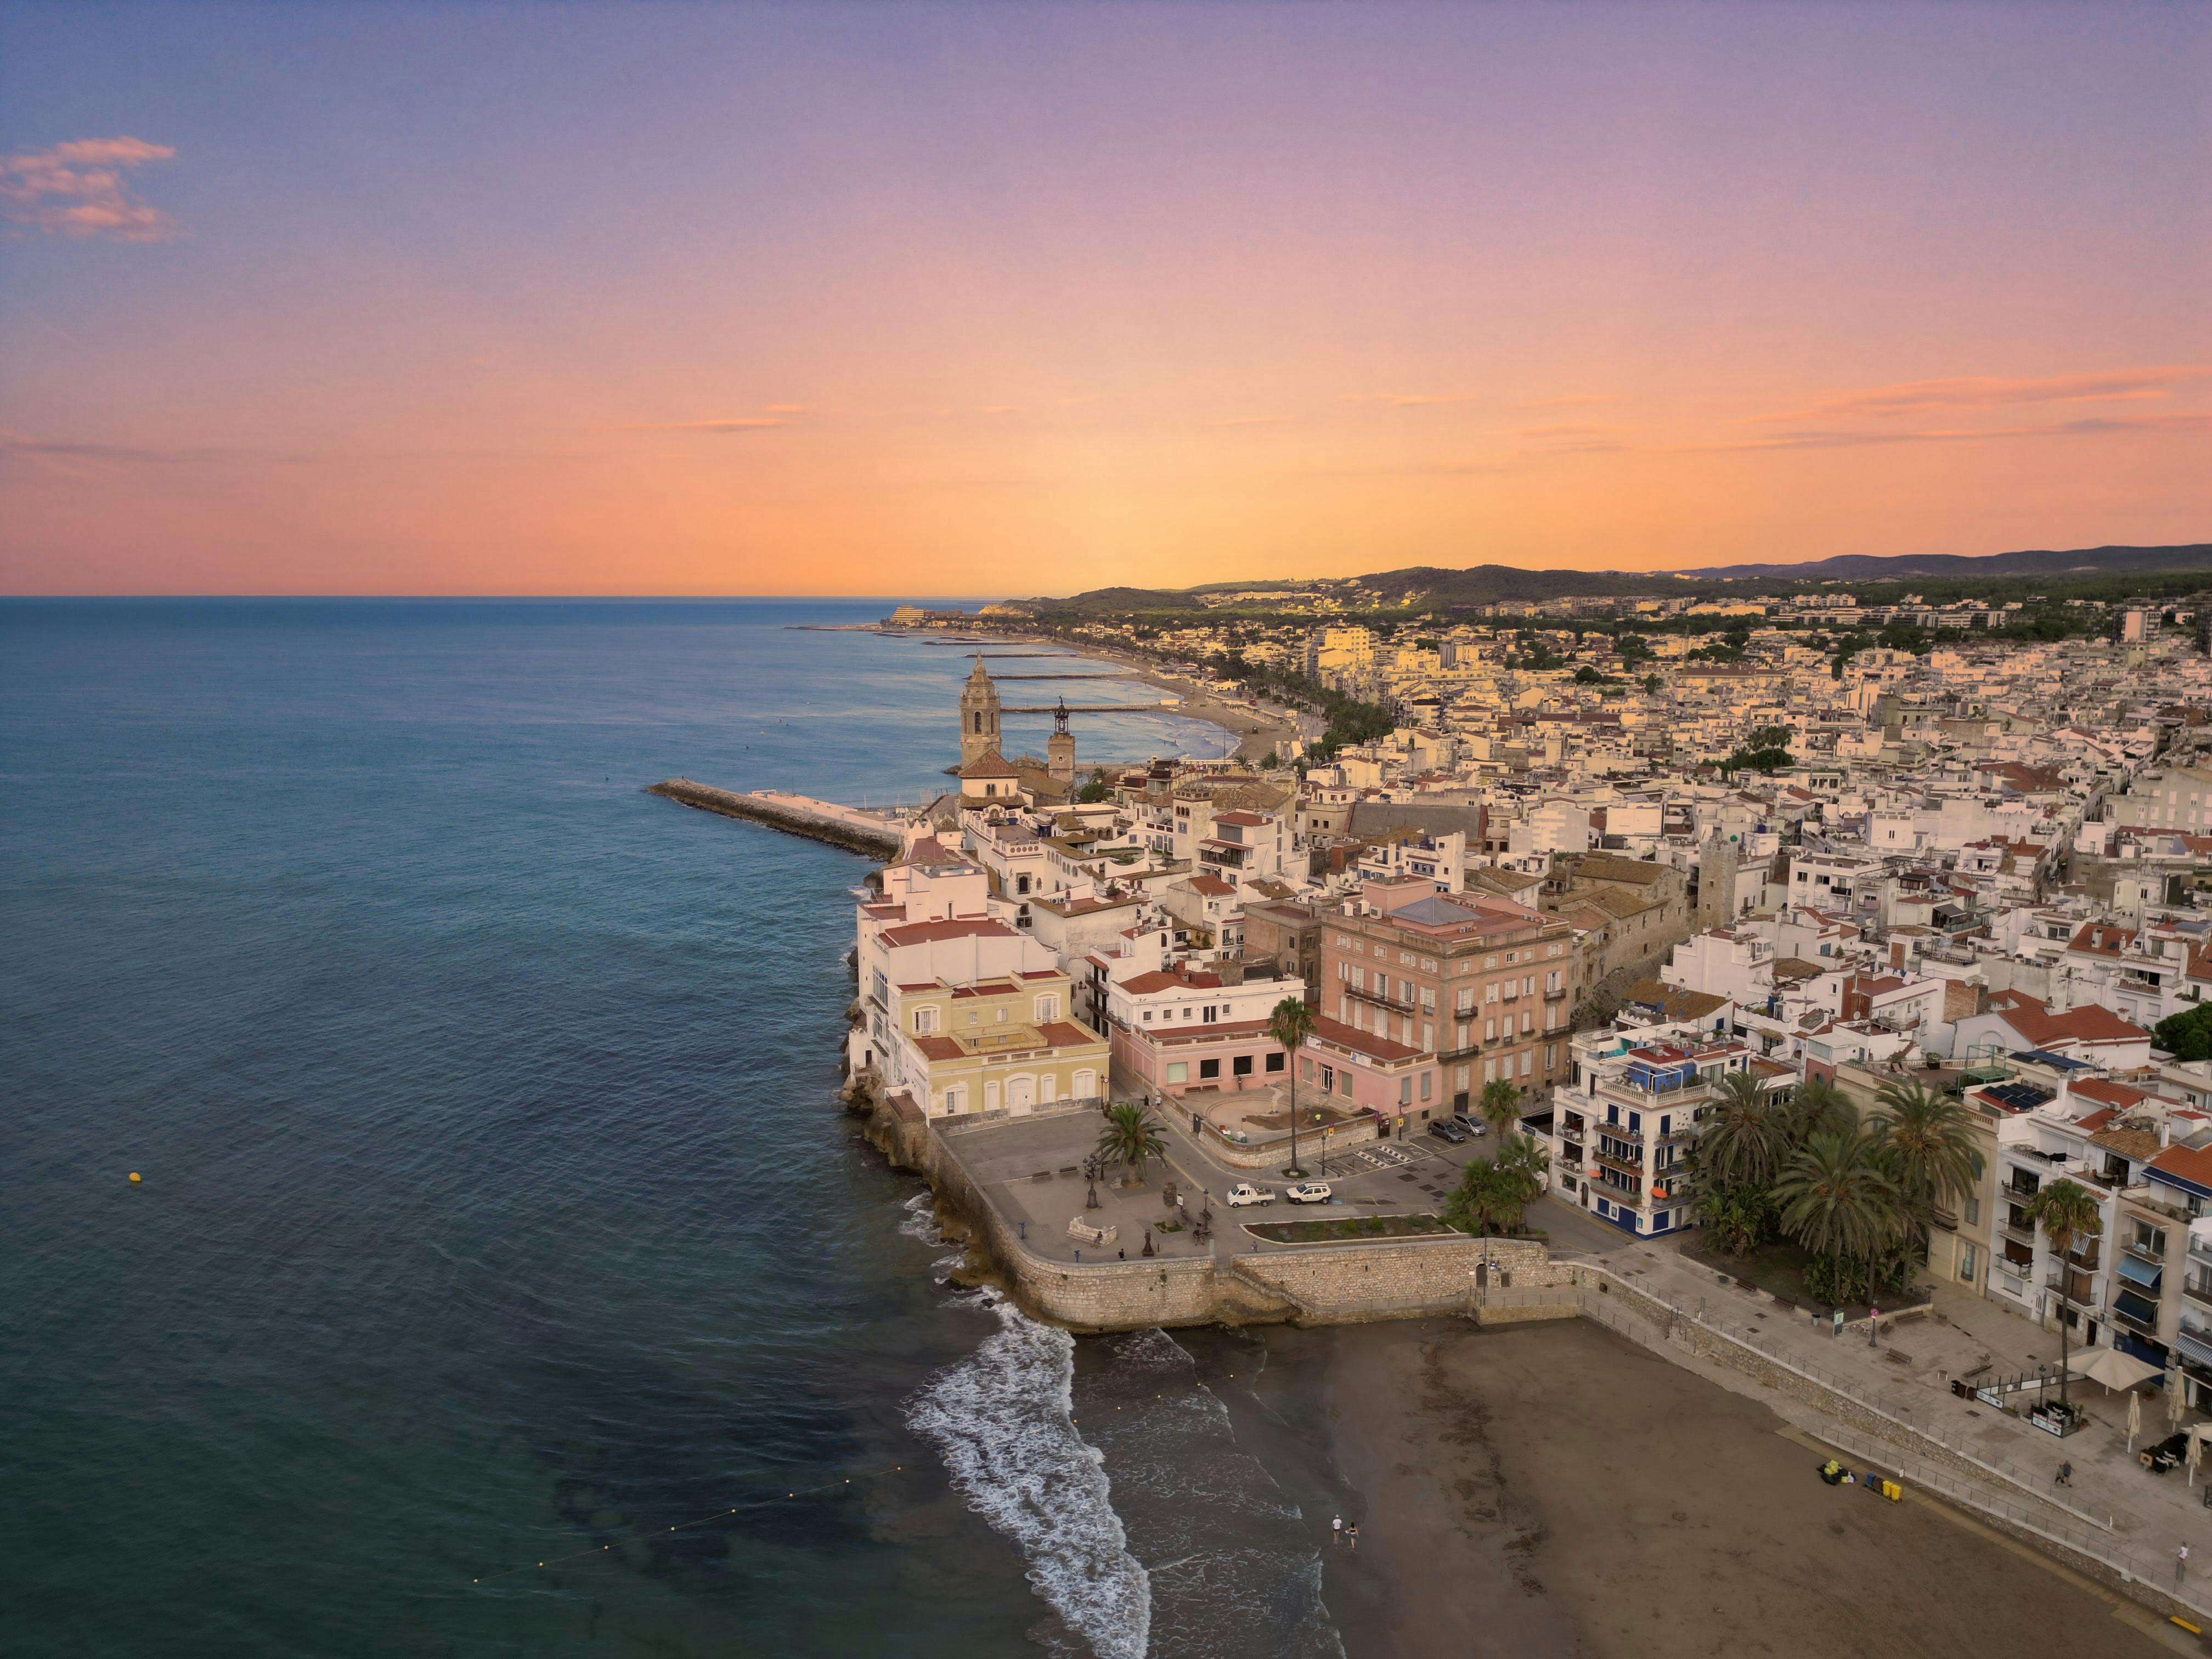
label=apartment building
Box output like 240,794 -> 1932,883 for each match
1551,1026 -> 1751,1236
1104,963 -> 1291,1099
1319,880 -> 1576,1114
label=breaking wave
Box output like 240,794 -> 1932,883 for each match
908,1300 -> 1152,1659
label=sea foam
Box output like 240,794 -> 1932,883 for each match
909,1300 -> 1152,1659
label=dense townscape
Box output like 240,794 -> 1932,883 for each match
855,568 -> 2212,1423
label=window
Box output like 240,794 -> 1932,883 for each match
1034,995 -> 1059,1023
1142,1009 -> 1153,1023
1199,1058 -> 1221,1080
1963,1197 -> 1980,1226
1544,1044 -> 1558,1069
913,1007 -> 937,1034
1203,1005 -> 1218,1024
1400,1076 -> 1413,1105
1182,1007 -> 1194,1020
1233,1054 -> 1254,1077
1420,1071 -> 1432,1101
1485,955 -> 1498,968
1339,1069 -> 1353,1098
1166,1062 -> 1188,1084
1456,989 -> 1475,1016
1959,1244 -> 1977,1283
1265,1052 -> 1285,1073
1319,1064 -> 1334,1092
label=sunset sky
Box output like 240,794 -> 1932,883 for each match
3,3 -> 2207,597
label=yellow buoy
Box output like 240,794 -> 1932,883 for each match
128,1172 -> 142,1183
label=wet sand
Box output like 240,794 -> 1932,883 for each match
1179,1318 -> 2174,1659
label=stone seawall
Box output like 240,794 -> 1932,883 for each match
647,779 -> 903,858
856,1086 -> 1566,1333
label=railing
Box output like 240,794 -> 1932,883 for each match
2184,1279 -> 2212,1312
1544,986 -> 1567,1001
2110,1302 -> 2158,1338
2042,1271 -> 2100,1311
2123,1239 -> 2167,1267
1342,983 -> 1416,1015
1436,1043 -> 1483,1063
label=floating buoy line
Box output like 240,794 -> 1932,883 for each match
470,1464 -> 907,1585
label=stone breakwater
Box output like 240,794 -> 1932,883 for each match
648,779 -> 905,858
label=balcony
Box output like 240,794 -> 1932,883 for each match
2001,1180 -> 2041,1203
1591,1177 -> 1644,1207
2000,1217 -> 2036,1245
1592,1147 -> 1646,1181
1436,1043 -> 1482,1063
2112,1301 -> 2160,1339
2045,1269 -> 2100,1311
1343,983 -> 1416,1015
1544,986 -> 1567,1002
2177,1325 -> 2212,1372
2124,1238 -> 2168,1268
2184,1277 -> 2212,1312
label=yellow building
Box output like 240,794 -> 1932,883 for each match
893,967 -> 1111,1117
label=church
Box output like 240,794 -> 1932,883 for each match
956,655 -> 1079,807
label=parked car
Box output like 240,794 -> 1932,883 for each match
1428,1119 -> 1469,1144
1224,1183 -> 1274,1207
1284,1182 -> 1333,1205
1451,1111 -> 1488,1138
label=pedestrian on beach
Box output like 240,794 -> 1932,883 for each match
1346,1522 -> 1358,1551
2180,1543 -> 2191,1583
1331,1515 -> 1342,1545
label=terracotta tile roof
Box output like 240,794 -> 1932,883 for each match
879,917 -> 1020,947
1036,1020 -> 1107,1048
1309,1014 -> 1423,1064
2148,1142 -> 2212,1195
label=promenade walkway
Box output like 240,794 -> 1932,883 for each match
1594,1233 -> 2212,1603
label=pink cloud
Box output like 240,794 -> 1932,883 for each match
0,137 -> 177,241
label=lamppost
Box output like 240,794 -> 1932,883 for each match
1083,1154 -> 1102,1211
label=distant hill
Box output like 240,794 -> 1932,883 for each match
1031,543 -> 2212,613
1683,544 -> 2212,581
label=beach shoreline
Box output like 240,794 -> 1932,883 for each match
1178,1318 -> 2172,1659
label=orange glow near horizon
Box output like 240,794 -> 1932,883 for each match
3,5 -> 2207,596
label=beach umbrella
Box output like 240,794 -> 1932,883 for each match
2129,1389 -> 2142,1453
2190,1429 -> 2203,1488
2172,1367 -> 2190,1432
2068,1346 -> 2161,1392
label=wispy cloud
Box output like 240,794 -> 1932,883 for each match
605,416 -> 790,434
0,428 -> 306,464
1762,366 -> 2212,422
1511,395 -> 1620,413
0,137 -> 177,241
1686,410 -> 2212,453
1515,421 -> 1633,455
1340,393 -> 1477,408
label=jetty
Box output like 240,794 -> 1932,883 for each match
647,780 -> 904,858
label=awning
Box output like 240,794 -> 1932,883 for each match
2116,1288 -> 2163,1325
2117,1254 -> 2164,1290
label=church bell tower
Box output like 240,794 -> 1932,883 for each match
960,655 -> 1002,766
1047,697 -> 1077,786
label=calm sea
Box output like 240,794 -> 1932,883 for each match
0,599 -> 1334,1659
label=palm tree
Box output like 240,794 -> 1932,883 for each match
1870,1080 -> 1979,1227
2024,1178 -> 2103,1410
1697,1069 -> 1791,1188
1772,1128 -> 1902,1301
1790,1075 -> 1859,1144
1446,1156 -> 1541,1237
1495,1131 -> 1549,1188
1096,1103 -> 1167,1186
1477,1077 -> 1522,1139
1267,996 -> 1317,1178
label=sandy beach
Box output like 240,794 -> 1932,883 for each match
1177,1318 -> 2177,1659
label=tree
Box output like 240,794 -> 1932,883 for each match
1258,751 -> 1280,771
1641,674 -> 1663,695
1869,1080 -> 1979,1228
1267,996 -> 1318,1178
1696,1070 -> 1792,1188
1096,1103 -> 1167,1186
1772,1128 -> 1902,1303
1477,1077 -> 1522,1138
2156,1004 -> 2212,1063
2024,1179 -> 2103,1409
1695,1182 -> 1776,1257
1445,1155 -> 1540,1237
1075,768 -> 1110,804
1495,1131 -> 1549,1188
1790,1075 -> 1859,1144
